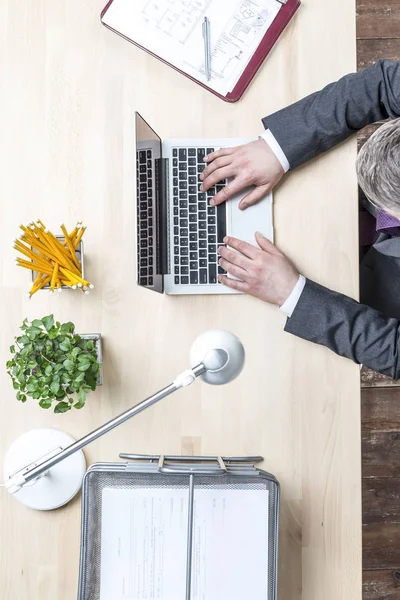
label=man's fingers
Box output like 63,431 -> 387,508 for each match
254,231 -> 278,254
218,257 -> 247,280
210,177 -> 247,206
204,147 -> 235,163
201,166 -> 235,192
223,236 -> 258,259
239,184 -> 271,210
218,274 -> 248,292
218,245 -> 250,270
200,155 -> 232,182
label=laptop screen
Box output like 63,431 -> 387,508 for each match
135,112 -> 163,293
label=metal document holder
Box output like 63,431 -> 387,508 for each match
77,455 -> 280,600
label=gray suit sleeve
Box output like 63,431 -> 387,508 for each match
262,60 -> 400,169
284,279 -> 400,378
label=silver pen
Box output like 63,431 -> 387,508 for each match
202,16 -> 211,81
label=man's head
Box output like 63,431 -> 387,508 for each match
356,118 -> 400,216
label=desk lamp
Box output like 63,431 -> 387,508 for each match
2,330 -> 245,510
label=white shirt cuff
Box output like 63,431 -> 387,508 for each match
279,275 -> 306,317
259,129 -> 290,173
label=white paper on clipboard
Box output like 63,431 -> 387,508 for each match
99,486 -> 269,599
101,0 -> 281,96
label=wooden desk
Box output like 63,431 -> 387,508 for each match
0,1 -> 360,599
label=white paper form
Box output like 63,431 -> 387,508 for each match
99,486 -> 269,600
102,0 -> 282,96
191,488 -> 269,600
100,488 -> 188,600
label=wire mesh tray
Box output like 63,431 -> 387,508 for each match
77,455 -> 280,600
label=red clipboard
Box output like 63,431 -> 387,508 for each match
101,1 -> 301,103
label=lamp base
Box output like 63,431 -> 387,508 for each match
3,428 -> 86,511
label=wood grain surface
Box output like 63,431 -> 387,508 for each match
0,1 -> 360,599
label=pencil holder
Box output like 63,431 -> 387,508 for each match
31,236 -> 85,290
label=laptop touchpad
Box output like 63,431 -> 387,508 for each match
228,188 -> 273,243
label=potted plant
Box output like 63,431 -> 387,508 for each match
6,315 -> 102,413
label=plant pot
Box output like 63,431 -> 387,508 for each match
31,236 -> 85,290
79,333 -> 103,386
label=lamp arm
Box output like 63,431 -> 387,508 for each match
5,362 -> 207,492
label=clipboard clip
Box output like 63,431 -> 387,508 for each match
119,453 -> 264,475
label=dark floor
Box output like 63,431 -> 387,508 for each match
357,1 -> 400,598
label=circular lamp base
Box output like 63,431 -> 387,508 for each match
190,329 -> 245,385
3,428 -> 86,511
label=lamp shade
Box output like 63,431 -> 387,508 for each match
189,330 -> 245,385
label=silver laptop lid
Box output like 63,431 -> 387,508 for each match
135,112 -> 166,294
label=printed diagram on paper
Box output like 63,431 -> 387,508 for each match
141,0 -> 213,44
102,0 -> 282,95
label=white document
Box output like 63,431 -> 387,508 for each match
100,486 -> 269,600
102,0 -> 282,96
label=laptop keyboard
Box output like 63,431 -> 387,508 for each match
172,146 -> 227,285
136,149 -> 154,287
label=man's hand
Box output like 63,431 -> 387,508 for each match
200,139 -> 284,210
218,232 -> 299,306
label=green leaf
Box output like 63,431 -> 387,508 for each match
63,359 -> 74,371
42,315 -> 54,331
71,347 -> 80,358
26,383 -> 38,393
9,345 -> 15,354
28,327 -> 42,336
17,370 -> 26,385
32,319 -> 43,328
78,363 -> 91,372
78,354 -> 91,363
50,380 -> 60,394
54,401 -> 71,413
16,392 -> 26,402
59,340 -> 72,352
74,388 -> 87,409
87,340 -> 94,351
39,399 -> 52,409
60,322 -> 75,335
75,372 -> 86,383
45,364 -> 53,376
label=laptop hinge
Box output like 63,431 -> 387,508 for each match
156,158 -> 169,275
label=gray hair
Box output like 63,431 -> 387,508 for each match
356,118 -> 400,215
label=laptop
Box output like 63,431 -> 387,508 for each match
135,112 -> 273,294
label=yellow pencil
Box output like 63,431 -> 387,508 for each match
74,225 -> 86,249
42,230 -> 81,275
16,259 -> 53,276
50,262 -> 59,291
14,242 -> 53,267
60,223 -> 81,270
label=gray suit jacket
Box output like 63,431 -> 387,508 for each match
262,60 -> 400,378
